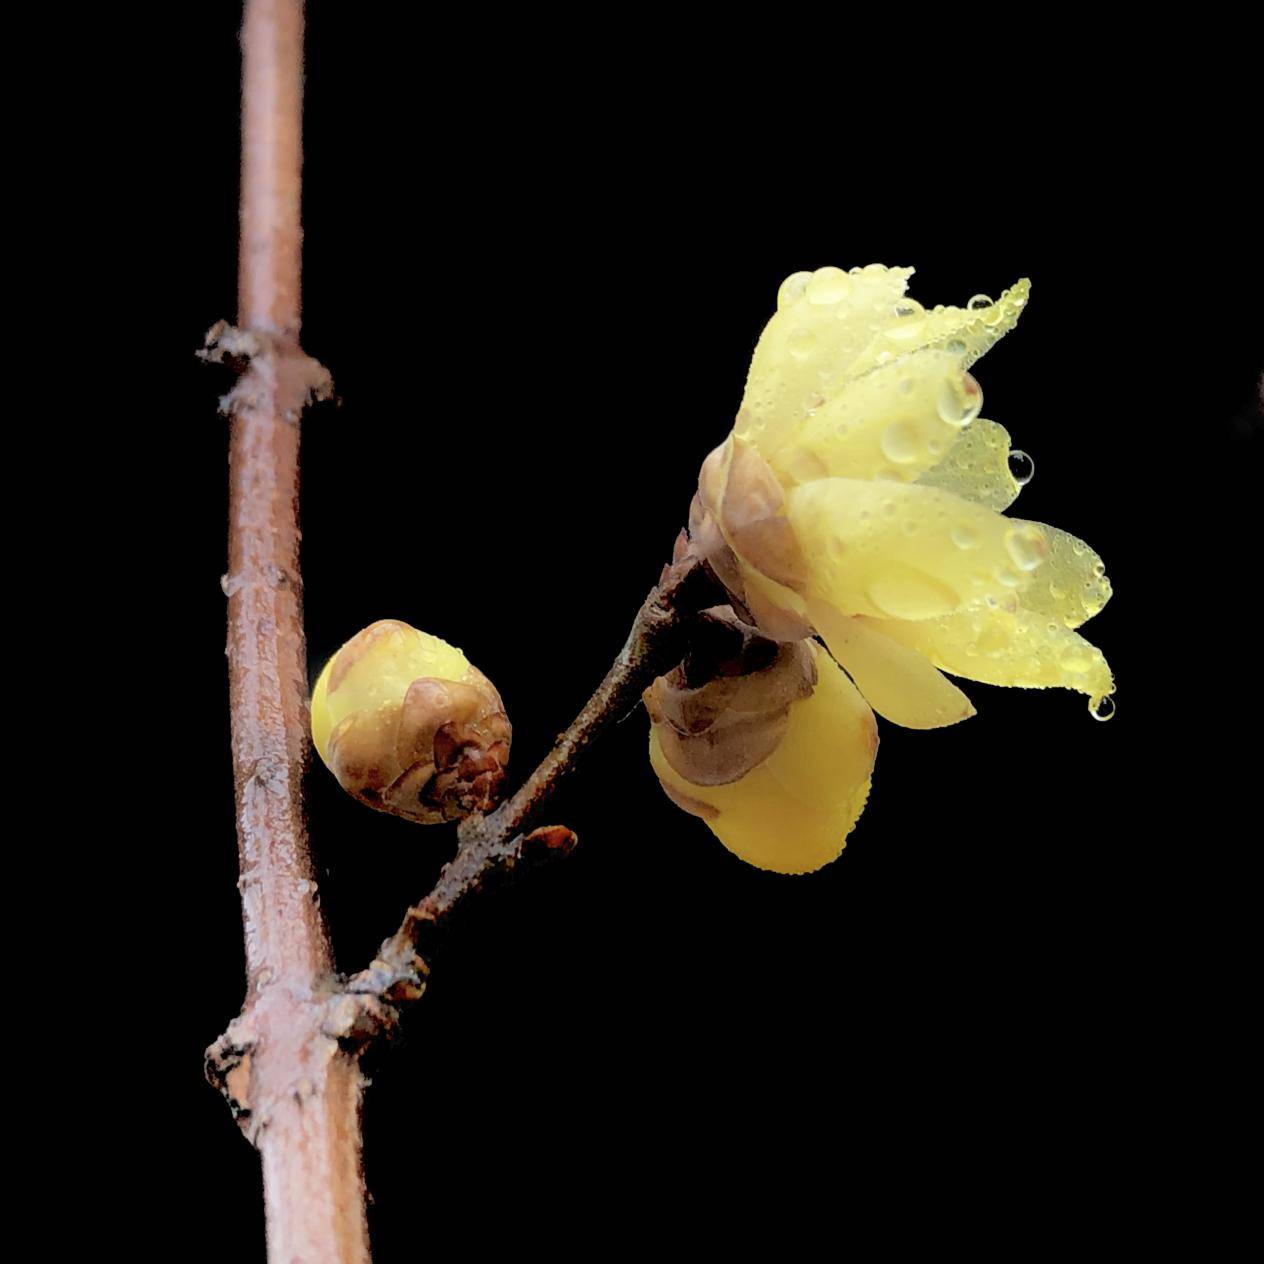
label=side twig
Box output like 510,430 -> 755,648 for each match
333,549 -> 723,1045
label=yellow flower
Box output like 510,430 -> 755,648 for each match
652,264 -> 1115,873
311,620 -> 510,823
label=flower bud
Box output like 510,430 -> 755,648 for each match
310,620 -> 510,824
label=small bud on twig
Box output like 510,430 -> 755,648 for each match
310,620 -> 510,824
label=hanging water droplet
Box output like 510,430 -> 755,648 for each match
967,293 -> 993,310
805,266 -> 853,305
1007,449 -> 1035,484
1089,696 -> 1116,722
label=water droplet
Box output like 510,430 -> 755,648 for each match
893,299 -> 925,319
1089,696 -> 1116,722
951,523 -> 980,550
997,568 -> 1022,588
880,420 -> 920,464
1005,526 -> 1046,572
805,267 -> 853,305
1007,450 -> 1035,485
221,572 -> 244,597
967,293 -> 993,310
777,271 -> 813,308
945,338 -> 967,355
787,327 -> 816,361
937,372 -> 983,427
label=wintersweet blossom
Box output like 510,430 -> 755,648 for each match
649,264 -> 1115,873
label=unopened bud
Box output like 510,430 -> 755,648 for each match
310,620 -> 510,824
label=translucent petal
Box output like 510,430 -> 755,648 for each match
648,644 -> 878,874
806,598 -> 975,729
736,265 -> 917,459
766,350 -> 981,486
848,279 -> 1032,377
874,606 -> 1115,705
1014,523 -> 1112,629
784,478 -> 1049,620
916,417 -> 1022,511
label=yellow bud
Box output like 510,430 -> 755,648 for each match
310,620 -> 510,824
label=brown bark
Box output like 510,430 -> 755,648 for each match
204,6 -> 727,1258
206,2 -> 371,1261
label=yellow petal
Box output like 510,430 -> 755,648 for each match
848,279 -> 1032,377
806,598 -> 975,729
737,264 -> 917,459
916,417 -> 1023,511
766,350 -> 982,486
784,478 -> 1049,620
1014,523 -> 1112,629
649,643 -> 877,874
875,606 -> 1115,705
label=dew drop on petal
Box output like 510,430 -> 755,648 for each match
787,326 -> 816,360
884,298 -> 927,342
805,266 -> 853,305
1007,449 -> 1035,484
1089,696 -> 1116,722
777,271 -> 813,308
880,420 -> 921,464
1005,526 -> 1046,572
950,523 -> 980,550
937,372 -> 983,427
967,293 -> 993,310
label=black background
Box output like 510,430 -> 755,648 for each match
112,10 -> 1260,1260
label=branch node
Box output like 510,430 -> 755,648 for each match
197,320 -> 334,420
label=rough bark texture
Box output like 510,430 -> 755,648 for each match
205,2 -> 372,1261
205,6 -> 727,1259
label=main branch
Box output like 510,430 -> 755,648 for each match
206,7 -> 727,1260
205,2 -> 369,1262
